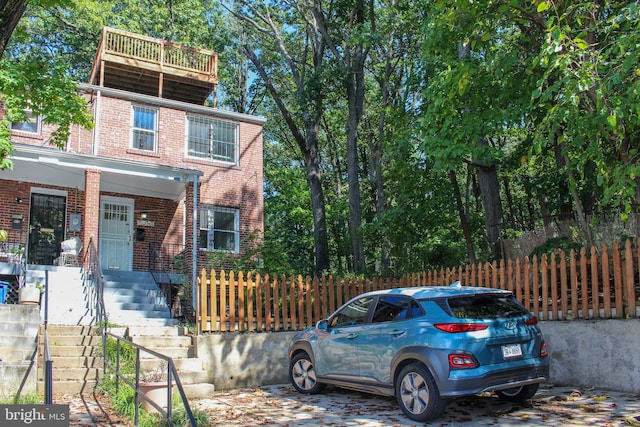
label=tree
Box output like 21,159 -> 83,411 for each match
0,0 -> 94,170
227,1 -> 331,274
0,0 -> 30,58
309,0 -> 370,273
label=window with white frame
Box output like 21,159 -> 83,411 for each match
187,115 -> 238,163
131,105 -> 158,151
10,109 -> 41,133
199,206 -> 240,252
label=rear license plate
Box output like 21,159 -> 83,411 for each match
502,344 -> 522,359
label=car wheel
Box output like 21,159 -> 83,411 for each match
495,383 -> 539,402
395,363 -> 446,422
289,352 -> 326,394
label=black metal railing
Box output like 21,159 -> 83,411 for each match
104,332 -> 197,426
149,242 -> 187,318
87,238 -> 195,425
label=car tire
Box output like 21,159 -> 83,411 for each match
495,383 -> 539,402
289,352 -> 326,394
395,363 -> 446,422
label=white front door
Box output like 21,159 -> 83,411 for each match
100,197 -> 134,270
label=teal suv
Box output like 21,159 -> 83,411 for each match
288,283 -> 549,422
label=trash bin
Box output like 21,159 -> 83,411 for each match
0,281 -> 8,304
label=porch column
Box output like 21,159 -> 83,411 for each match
83,168 -> 101,258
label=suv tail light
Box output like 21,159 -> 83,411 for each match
524,316 -> 538,325
540,341 -> 548,357
449,354 -> 478,368
435,323 -> 488,333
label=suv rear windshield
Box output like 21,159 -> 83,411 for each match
446,294 -> 529,320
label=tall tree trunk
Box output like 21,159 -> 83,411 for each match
474,137 -> 504,260
0,0 -> 27,58
311,0 -> 369,273
306,136 -> 331,273
242,36 -> 330,274
450,170 -> 476,264
345,80 -> 365,273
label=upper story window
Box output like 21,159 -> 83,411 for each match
10,110 -> 41,133
132,105 -> 158,151
187,115 -> 238,164
199,205 -> 240,253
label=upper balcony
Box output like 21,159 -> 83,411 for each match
89,27 -> 218,105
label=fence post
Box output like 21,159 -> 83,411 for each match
624,240 -> 637,318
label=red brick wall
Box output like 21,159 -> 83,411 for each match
3,89 -> 264,273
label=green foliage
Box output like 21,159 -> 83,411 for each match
529,237 -> 583,261
205,229 -> 264,273
0,392 -> 41,405
0,58 -> 94,169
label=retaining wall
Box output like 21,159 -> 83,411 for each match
197,319 -> 640,393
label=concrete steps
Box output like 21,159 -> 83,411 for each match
102,271 -> 177,326
38,325 -> 103,395
126,326 -> 214,398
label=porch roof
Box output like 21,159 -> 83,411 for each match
1,144 -> 203,201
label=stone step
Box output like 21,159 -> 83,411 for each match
38,379 -> 99,395
128,326 -> 188,337
43,345 -> 97,357
139,357 -> 203,373
42,325 -> 101,336
37,367 -> 101,381
106,314 -> 178,326
138,346 -> 194,359
39,334 -> 103,347
39,356 -> 104,369
131,335 -> 192,348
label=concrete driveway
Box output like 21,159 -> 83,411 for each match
191,383 -> 640,426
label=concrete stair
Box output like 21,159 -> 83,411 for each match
126,326 -> 215,399
0,304 -> 40,400
38,325 -> 103,395
102,270 -> 177,326
37,324 -> 215,398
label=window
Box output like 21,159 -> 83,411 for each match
10,110 -> 40,133
199,206 -> 239,252
447,294 -> 528,319
371,296 -> 413,323
187,115 -> 237,163
330,297 -> 374,328
132,105 -> 158,151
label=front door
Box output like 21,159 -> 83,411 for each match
99,197 -> 133,270
28,192 -> 66,265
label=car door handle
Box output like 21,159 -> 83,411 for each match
390,329 -> 406,336
347,333 -> 358,339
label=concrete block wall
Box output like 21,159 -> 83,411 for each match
197,319 -> 640,393
539,319 -> 640,392
0,305 -> 40,400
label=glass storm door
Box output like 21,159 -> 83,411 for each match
99,198 -> 133,270
28,193 -> 66,265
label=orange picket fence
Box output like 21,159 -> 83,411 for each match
196,239 -> 640,333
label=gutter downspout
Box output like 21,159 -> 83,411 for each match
191,175 -> 199,309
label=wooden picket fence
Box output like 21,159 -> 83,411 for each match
195,239 -> 640,333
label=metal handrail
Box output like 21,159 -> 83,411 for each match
149,242 -> 174,317
104,331 -> 197,426
87,238 -> 195,425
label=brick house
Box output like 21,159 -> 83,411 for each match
0,28 -> 264,317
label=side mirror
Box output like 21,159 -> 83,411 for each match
316,319 -> 328,331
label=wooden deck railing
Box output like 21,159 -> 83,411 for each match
196,239 -> 640,333
99,27 -> 217,79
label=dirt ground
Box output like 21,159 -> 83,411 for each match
62,383 -> 640,426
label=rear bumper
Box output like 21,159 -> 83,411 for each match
438,363 -> 550,398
